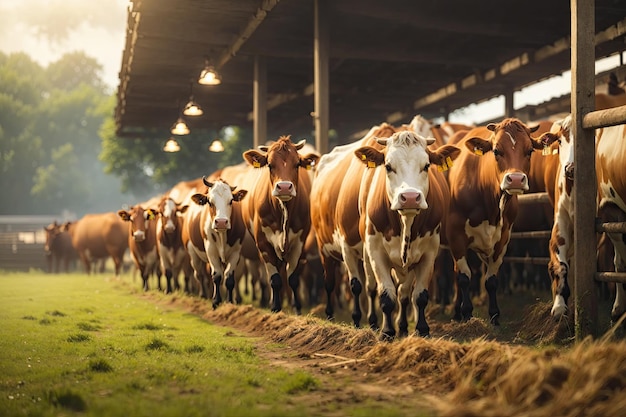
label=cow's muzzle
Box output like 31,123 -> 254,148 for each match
132,230 -> 146,242
273,181 -> 296,201
392,189 -> 428,211
213,217 -> 230,230
501,172 -> 528,195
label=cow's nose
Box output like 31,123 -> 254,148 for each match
275,181 -> 294,195
133,230 -> 145,242
213,218 -> 230,230
164,222 -> 176,233
564,163 -> 574,180
503,172 -> 528,190
399,191 -> 427,210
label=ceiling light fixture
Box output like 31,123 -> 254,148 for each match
209,139 -> 224,152
183,81 -> 203,116
170,116 -> 190,135
198,58 -> 222,86
163,138 -> 180,152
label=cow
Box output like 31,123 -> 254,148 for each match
154,197 -> 192,294
445,118 -> 550,325
44,221 -> 78,273
64,212 -> 128,277
118,205 -> 161,291
310,122 -> 406,327
240,135 -> 320,314
355,130 -> 461,339
542,93 -> 626,319
185,177 -> 248,307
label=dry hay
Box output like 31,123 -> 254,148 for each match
148,294 -> 626,417
512,300 -> 575,345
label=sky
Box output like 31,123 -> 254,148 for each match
0,0 -> 622,125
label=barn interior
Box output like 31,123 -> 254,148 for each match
114,0 -> 626,147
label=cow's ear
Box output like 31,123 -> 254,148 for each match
145,209 -> 157,220
355,146 -> 385,168
428,144 -> 462,171
300,153 -> 320,170
233,189 -> 248,202
534,132 -> 559,150
191,193 -> 208,206
118,210 -> 131,221
465,137 -> 492,156
243,150 -> 267,168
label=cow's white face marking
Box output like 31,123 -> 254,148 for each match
162,198 -> 177,233
207,181 -> 233,230
383,131 -> 431,212
505,130 -> 516,149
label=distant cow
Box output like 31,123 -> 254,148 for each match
64,212 -> 129,277
118,206 -> 161,291
240,136 -> 320,313
155,197 -> 192,294
355,130 -> 460,339
185,177 -> 248,306
44,221 -> 78,273
445,118 -> 549,325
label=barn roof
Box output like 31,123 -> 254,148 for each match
114,0 -> 626,141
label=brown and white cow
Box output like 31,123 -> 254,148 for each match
185,177 -> 248,307
64,212 -> 129,276
155,197 -> 192,294
445,118 -> 549,325
310,122 -> 406,327
44,221 -> 78,273
355,130 -> 461,339
597,121 -> 626,321
118,205 -> 160,291
240,136 -> 320,313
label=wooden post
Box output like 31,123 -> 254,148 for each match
571,0 -> 598,340
314,0 -> 329,154
504,87 -> 515,118
253,55 -> 267,149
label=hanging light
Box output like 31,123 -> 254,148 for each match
183,81 -> 203,116
209,139 -> 224,152
198,58 -> 222,86
170,116 -> 190,135
163,138 -> 180,152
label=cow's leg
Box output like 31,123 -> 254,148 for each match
453,274 -> 463,321
288,272 -> 301,314
610,235 -> 626,323
269,272 -> 282,312
397,292 -> 410,339
225,270 -> 236,304
413,249 -> 437,337
342,242 -> 365,328
141,268 -> 149,292
164,268 -> 174,294
350,276 -> 363,328
321,254 -> 338,321
484,274 -> 500,325
212,272 -> 223,308
549,211 -> 573,318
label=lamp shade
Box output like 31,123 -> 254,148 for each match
209,139 -> 224,152
170,117 -> 190,135
163,138 -> 180,152
198,65 -> 221,85
183,98 -> 203,116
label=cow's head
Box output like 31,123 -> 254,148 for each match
243,136 -> 320,202
117,206 -> 157,242
539,115 -> 574,182
157,197 -> 188,234
465,118 -> 546,195
191,177 -> 247,231
354,131 -> 461,214
43,221 -> 61,255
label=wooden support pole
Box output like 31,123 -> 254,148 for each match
314,0 -> 329,154
253,55 -> 267,149
571,0 -> 598,340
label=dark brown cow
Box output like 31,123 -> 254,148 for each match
445,118 -> 551,325
185,177 -> 248,306
64,212 -> 128,276
118,206 -> 160,291
44,221 -> 78,273
240,136 -> 320,313
155,197 -> 192,294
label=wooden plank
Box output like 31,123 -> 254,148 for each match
253,55 -> 267,148
571,0 -> 598,340
517,192 -> 550,204
595,272 -> 626,284
314,0 -> 330,155
503,256 -> 549,265
583,105 -> 626,129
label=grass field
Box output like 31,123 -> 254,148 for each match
1,271 -> 411,417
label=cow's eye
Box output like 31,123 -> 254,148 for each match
493,148 -> 501,157
385,164 -> 392,173
527,149 -> 534,157
424,163 -> 431,171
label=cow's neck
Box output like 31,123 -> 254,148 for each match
400,213 -> 416,268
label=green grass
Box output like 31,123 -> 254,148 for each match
0,272 -> 325,417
